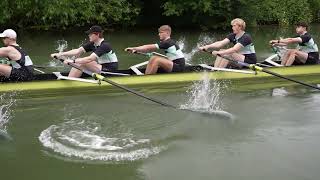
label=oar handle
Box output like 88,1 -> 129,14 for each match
53,55 -> 64,63
202,49 -> 251,69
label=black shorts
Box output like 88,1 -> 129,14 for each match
172,58 -> 185,72
293,52 -> 319,65
9,66 -> 33,81
244,54 -> 257,64
101,62 -> 118,71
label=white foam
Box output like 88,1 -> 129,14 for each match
180,72 -> 234,119
39,124 -> 165,162
0,93 -> 16,133
272,87 -> 289,97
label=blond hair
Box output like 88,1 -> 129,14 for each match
231,18 -> 246,30
158,25 -> 171,34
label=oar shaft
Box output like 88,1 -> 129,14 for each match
261,68 -> 320,90
213,54 -> 320,91
93,74 -> 177,108
55,57 -> 177,108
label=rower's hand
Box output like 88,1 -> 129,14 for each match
63,59 -> 74,65
269,40 -> 278,45
125,48 -> 136,53
51,53 -> 61,59
211,51 -> 219,56
198,46 -> 208,52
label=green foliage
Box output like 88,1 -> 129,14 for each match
0,0 -> 318,30
162,0 -> 237,29
308,0 -> 320,22
0,0 -> 141,29
239,0 -> 313,26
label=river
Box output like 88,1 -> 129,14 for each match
1,25 -> 320,180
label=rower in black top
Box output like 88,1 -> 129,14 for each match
50,25 -> 118,78
125,25 -> 185,74
0,29 -> 33,81
270,22 -> 319,66
199,18 -> 257,68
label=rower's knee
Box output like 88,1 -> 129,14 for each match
149,57 -> 159,66
288,49 -> 297,55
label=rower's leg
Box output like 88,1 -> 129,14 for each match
284,50 -> 307,66
214,56 -> 222,67
214,57 -> 229,68
0,64 -> 12,77
293,51 -> 308,64
281,50 -> 294,66
145,56 -> 173,74
214,53 -> 245,68
230,53 -> 245,62
68,68 -> 83,78
82,61 -> 102,73
68,61 -> 102,77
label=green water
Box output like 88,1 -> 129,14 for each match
1,25 -> 320,180
1,87 -> 320,180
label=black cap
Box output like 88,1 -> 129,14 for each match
296,22 -> 308,29
85,25 -> 103,34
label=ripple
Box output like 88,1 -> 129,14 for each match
272,87 -> 289,97
39,119 -> 165,162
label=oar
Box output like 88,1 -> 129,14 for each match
54,56 -> 176,108
210,52 -> 320,91
54,56 -> 234,119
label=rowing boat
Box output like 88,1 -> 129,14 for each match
1,60 -> 320,97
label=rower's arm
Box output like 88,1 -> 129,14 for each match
127,44 -> 157,53
203,38 -> 230,50
51,47 -> 85,58
279,37 -> 302,44
0,47 -> 10,57
74,53 -> 96,64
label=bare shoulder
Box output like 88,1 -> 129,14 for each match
0,46 -> 11,56
0,46 -> 20,60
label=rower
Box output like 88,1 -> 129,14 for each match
199,18 -> 257,68
125,25 -> 185,74
0,29 -> 34,81
269,22 -> 319,66
50,25 -> 118,78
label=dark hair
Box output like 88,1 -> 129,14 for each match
296,22 -> 308,30
93,32 -> 103,38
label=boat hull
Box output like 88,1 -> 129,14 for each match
1,65 -> 320,97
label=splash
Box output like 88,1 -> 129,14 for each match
0,93 -> 16,131
48,40 -> 69,67
39,116 -> 165,162
272,87 -> 289,97
56,40 -> 68,53
0,93 -> 16,140
176,34 -> 217,64
180,72 -> 233,119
